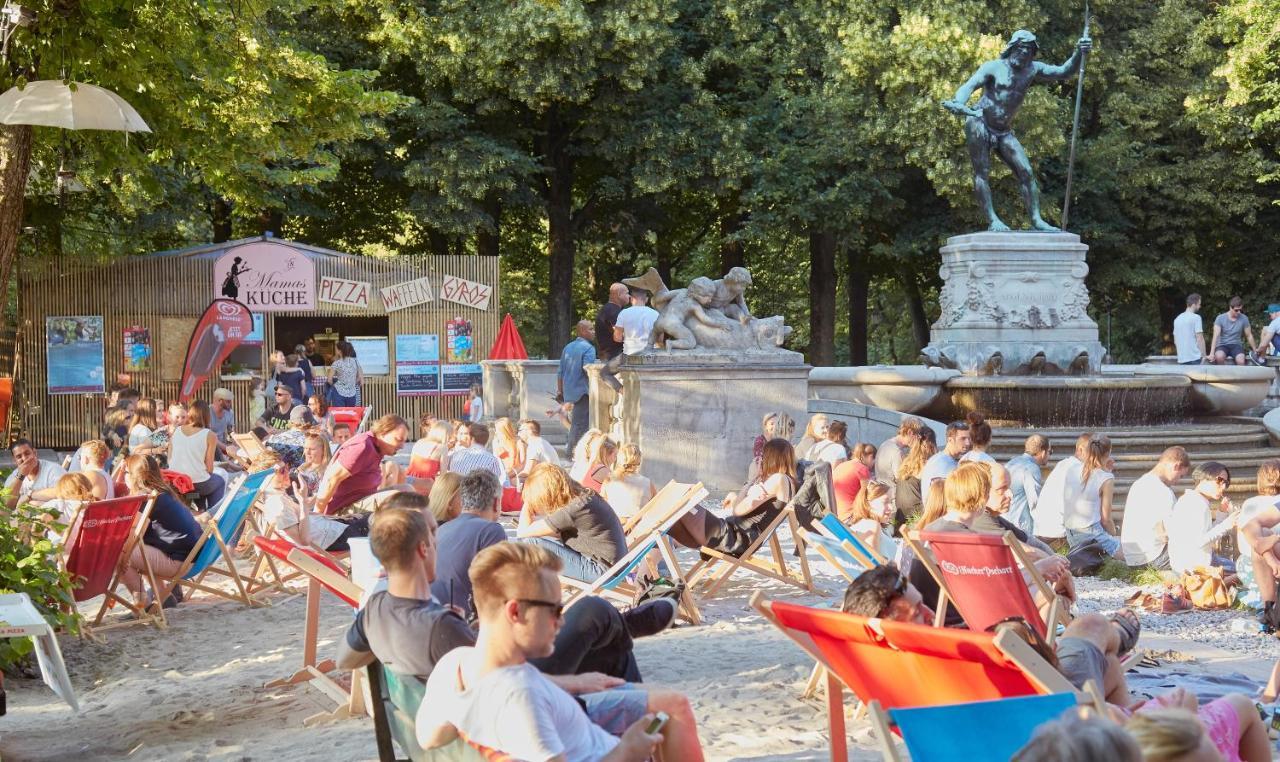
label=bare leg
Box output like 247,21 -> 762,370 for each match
646,689 -> 705,762
1061,613 -> 1135,706
997,134 -> 1058,232
964,119 -> 1009,232
1261,659 -> 1280,702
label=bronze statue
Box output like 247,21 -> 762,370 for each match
943,29 -> 1092,232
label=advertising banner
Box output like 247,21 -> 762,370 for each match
445,317 -> 474,363
122,326 -> 152,372
178,299 -> 254,403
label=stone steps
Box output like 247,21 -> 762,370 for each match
982,420 -> 1277,519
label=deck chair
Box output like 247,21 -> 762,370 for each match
867,693 -> 1081,762
231,431 -> 267,461
62,494 -> 162,636
797,528 -> 866,583
149,469 -> 272,611
260,541 -> 367,726
331,405 -> 372,433
686,501 -> 813,597
367,662 -> 515,762
818,514 -> 888,566
751,592 -> 1077,762
560,482 -> 708,625
908,529 -> 1067,642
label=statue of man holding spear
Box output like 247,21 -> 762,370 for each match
943,24 -> 1092,232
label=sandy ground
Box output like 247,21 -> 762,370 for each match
2,532 -> 1276,762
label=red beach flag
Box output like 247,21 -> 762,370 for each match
179,299 -> 254,403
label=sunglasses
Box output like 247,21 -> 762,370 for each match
517,598 -> 564,620
1216,476 -> 1231,487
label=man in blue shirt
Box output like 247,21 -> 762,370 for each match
558,320 -> 597,455
1006,433 -> 1051,535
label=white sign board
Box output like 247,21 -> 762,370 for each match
440,275 -> 493,311
347,336 -> 390,375
317,276 -> 372,309
379,276 -> 434,312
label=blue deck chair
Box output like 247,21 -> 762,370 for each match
868,692 -> 1080,762
151,469 -> 273,613
819,513 -> 887,567
367,662 -> 509,762
797,527 -> 870,582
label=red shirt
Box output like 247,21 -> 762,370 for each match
833,460 -> 871,518
328,432 -> 383,512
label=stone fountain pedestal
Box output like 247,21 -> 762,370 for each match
924,231 -> 1106,375
588,350 -> 810,492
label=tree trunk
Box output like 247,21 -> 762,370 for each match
209,196 -> 233,243
476,194 -> 501,258
845,244 -> 870,365
655,233 -> 674,291
0,125 -> 34,337
257,209 -> 284,237
427,229 -> 450,258
543,107 -> 576,358
717,194 -> 746,274
808,229 -> 836,366
898,271 -> 931,353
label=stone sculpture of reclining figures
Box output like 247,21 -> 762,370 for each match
650,278 -> 732,350
622,266 -> 792,352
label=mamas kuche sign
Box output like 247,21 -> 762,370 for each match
213,241 -> 316,311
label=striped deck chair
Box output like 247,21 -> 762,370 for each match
560,482 -> 707,625
367,662 -> 513,762
868,692 -> 1083,762
751,592 -> 1080,762
259,541 -> 367,726
818,514 -> 888,567
61,494 -> 161,636
150,469 -> 272,612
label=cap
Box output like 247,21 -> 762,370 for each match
289,406 -> 317,426
1001,30 -> 1039,58
1267,304 -> 1280,314
212,388 -> 234,401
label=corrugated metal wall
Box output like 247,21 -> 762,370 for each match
17,238 -> 501,448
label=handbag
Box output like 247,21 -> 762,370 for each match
1065,539 -> 1108,576
1180,565 -> 1237,609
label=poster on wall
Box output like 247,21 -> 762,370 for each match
212,240 -> 316,311
347,336 -> 390,375
46,316 -> 105,394
395,334 -> 440,396
445,317 -> 474,363
441,364 -> 483,395
242,314 -> 265,346
122,326 -> 152,372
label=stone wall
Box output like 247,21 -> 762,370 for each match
806,398 -> 946,445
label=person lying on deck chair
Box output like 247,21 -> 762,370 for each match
416,540 -> 705,761
335,511 -> 691,750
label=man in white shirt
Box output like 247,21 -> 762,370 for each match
448,423 -> 509,487
1167,461 -> 1238,575
613,289 -> 659,356
1120,446 -> 1190,569
519,419 -> 560,475
4,439 -> 67,509
1172,293 -> 1205,365
919,421 -> 971,488
1032,432 -> 1093,543
418,541 -> 705,762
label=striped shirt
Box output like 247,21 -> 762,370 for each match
448,445 -> 508,486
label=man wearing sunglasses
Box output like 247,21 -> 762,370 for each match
841,564 -> 933,624
1167,461 -> 1239,576
419,541 -> 705,761
1209,296 -> 1257,366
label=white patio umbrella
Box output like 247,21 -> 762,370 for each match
0,79 -> 150,132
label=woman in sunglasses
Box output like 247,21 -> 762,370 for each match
1167,461 -> 1239,577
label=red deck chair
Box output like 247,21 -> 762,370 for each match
257,537 -> 366,726
62,494 -> 162,637
330,406 -> 371,434
750,592 -> 1075,761
912,529 -> 1067,642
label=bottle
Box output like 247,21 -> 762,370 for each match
1231,619 -> 1264,635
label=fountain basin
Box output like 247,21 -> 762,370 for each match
941,374 -> 1191,426
1130,364 -> 1273,416
809,366 -> 960,414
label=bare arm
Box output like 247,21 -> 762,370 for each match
313,462 -> 351,515
203,431 -> 216,474
1099,478 -> 1115,534
1210,324 -> 1222,355
1244,507 -> 1280,554
1035,38 -> 1091,81
944,64 -> 991,116
690,303 -> 728,329
335,637 -> 375,671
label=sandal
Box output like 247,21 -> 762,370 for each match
1110,609 -> 1141,656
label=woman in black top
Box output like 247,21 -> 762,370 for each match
119,454 -> 205,606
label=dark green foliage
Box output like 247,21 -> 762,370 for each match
0,500 -> 79,670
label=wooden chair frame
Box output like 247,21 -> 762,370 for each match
686,503 -> 813,597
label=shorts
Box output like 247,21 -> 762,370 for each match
1218,343 -> 1245,358
1065,523 -> 1120,557
1055,637 -> 1108,692
579,685 -> 648,735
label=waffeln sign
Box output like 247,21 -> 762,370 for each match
440,275 -> 493,311
318,276 -> 372,309
380,276 -> 434,312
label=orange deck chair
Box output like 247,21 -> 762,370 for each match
909,529 -> 1068,642
330,406 -> 372,434
751,592 -> 1076,762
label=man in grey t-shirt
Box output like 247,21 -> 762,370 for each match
1211,295 -> 1256,365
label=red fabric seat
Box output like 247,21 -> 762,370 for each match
920,530 -> 1047,638
64,496 -> 148,602
253,536 -> 356,607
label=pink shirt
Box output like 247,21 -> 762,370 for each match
328,432 -> 383,512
